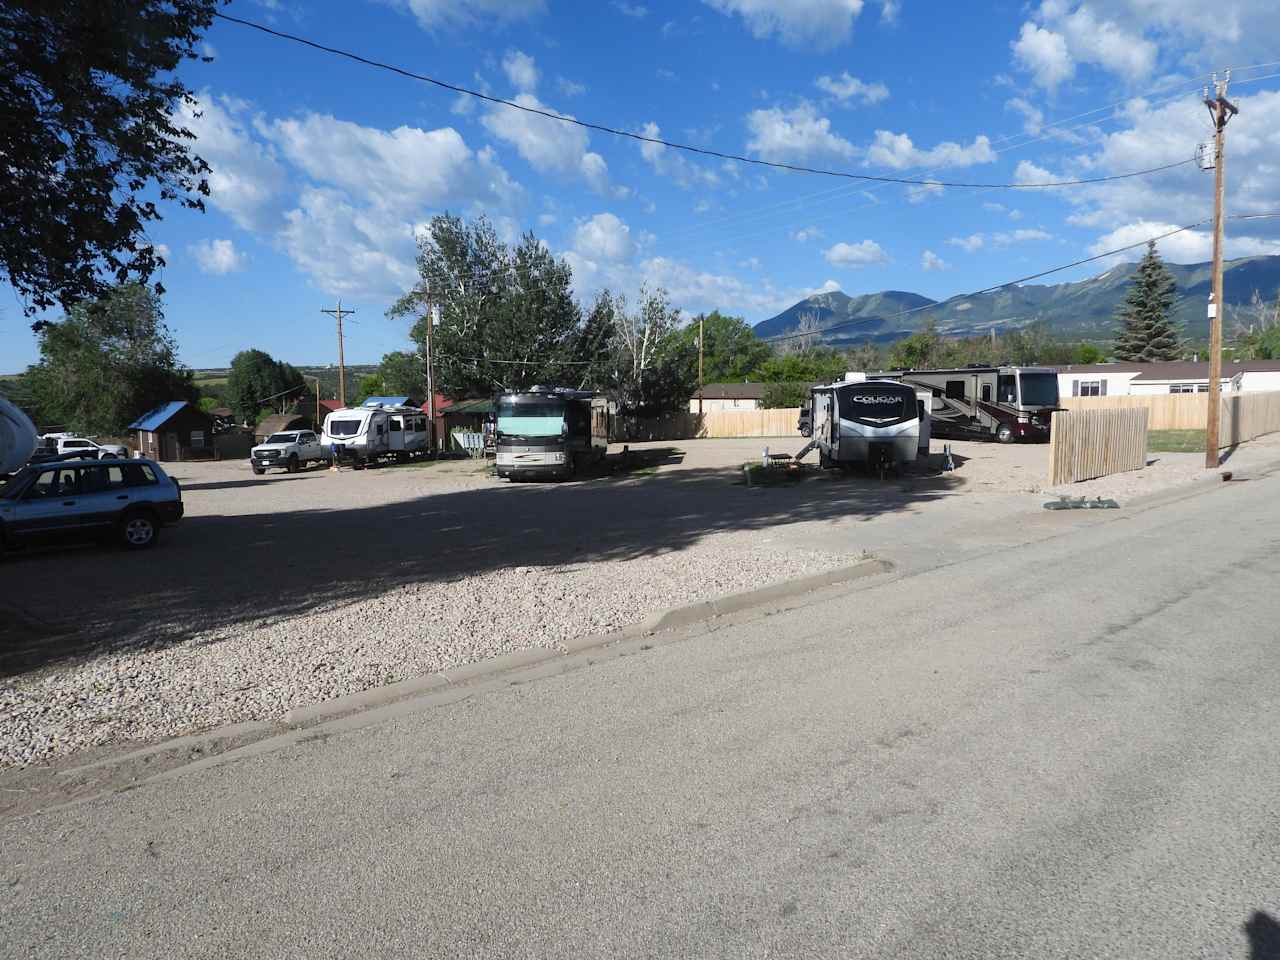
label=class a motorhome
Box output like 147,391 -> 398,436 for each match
865,365 -> 1060,443
810,377 -> 928,476
494,386 -> 610,480
320,397 -> 430,466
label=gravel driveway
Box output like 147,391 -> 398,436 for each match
2,449 -> 869,766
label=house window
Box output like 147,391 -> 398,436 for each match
189,430 -> 205,448
1076,380 -> 1105,397
1198,384 -> 1210,393
1169,383 -> 1199,394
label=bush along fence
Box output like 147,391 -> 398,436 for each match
1048,407 -> 1149,485
1060,390 -> 1280,444
612,408 -> 801,442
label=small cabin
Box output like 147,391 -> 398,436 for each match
127,401 -> 216,462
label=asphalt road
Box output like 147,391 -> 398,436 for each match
3,472 -> 1279,959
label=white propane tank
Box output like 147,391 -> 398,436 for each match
0,396 -> 38,474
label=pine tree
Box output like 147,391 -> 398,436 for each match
1113,241 -> 1182,361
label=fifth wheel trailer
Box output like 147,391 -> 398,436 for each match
866,366 -> 1059,442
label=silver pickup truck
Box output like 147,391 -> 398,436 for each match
250,430 -> 327,474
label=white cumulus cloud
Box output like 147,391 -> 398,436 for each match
921,249 -> 948,271
190,238 -> 247,274
1011,22 -> 1073,91
866,130 -> 995,169
745,102 -> 858,162
815,71 -> 889,105
482,94 -> 617,195
573,213 -> 635,262
502,50 -> 539,92
397,0 -> 545,30
947,234 -> 985,253
704,0 -> 867,49
824,239 -> 888,267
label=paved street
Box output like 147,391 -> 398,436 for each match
3,470 -> 1279,959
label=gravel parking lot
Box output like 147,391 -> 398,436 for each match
5,430 -> 1277,768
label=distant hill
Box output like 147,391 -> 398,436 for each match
757,254 -> 1280,346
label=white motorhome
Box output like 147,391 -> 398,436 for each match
320,398 -> 430,467
810,378 -> 926,478
867,365 -> 1059,443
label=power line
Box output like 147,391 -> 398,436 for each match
213,11 -> 1197,191
439,354 -> 598,365
763,213 -> 1280,345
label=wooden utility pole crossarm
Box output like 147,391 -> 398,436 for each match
321,300 -> 355,409
1204,72 -> 1238,468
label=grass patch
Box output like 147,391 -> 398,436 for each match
1148,429 -> 1206,453
738,462 -> 805,486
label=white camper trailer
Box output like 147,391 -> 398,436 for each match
0,397 -> 38,476
811,378 -> 924,478
321,397 -> 430,467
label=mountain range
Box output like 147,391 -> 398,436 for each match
755,254 -> 1280,346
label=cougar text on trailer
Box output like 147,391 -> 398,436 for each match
811,377 -> 926,478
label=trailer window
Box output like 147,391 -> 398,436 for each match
945,380 -> 967,400
981,384 -> 991,402
328,420 -> 361,437
389,418 -> 402,432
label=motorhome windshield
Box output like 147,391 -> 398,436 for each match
497,398 -> 567,438
1018,372 -> 1059,407
327,419 -> 362,437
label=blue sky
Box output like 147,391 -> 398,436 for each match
6,0 -> 1280,372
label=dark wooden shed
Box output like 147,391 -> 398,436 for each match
127,401 -> 216,462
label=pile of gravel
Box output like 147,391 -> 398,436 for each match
0,536 -> 850,767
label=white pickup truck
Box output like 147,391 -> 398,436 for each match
250,430 -> 328,474
42,434 -> 130,460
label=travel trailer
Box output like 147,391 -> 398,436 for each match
868,365 -> 1059,443
810,378 -> 926,478
494,386 -> 610,480
0,397 -> 38,476
320,398 -> 430,467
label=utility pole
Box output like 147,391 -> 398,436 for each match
697,314 -> 704,417
1203,72 -> 1238,468
424,290 -> 436,456
320,300 -> 354,409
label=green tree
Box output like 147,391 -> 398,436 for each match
675,311 -> 772,383
1113,241 -> 1181,361
24,283 -> 194,434
759,383 -> 811,408
378,351 -> 424,397
1230,289 -> 1280,359
2,0 -> 218,319
353,373 -> 385,405
1073,342 -> 1104,364
887,321 -> 945,369
389,214 -> 582,397
594,288 -> 698,415
225,349 -> 304,424
757,348 -> 848,385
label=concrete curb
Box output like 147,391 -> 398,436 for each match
280,556 -> 891,730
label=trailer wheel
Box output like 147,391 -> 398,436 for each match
996,423 -> 1015,444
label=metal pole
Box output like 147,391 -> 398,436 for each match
426,297 -> 436,455
1204,73 -> 1237,468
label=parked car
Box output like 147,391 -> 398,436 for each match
0,458 -> 182,553
40,435 -> 130,460
250,430 -> 327,475
797,404 -> 812,438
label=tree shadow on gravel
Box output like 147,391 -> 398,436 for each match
0,452 -> 966,676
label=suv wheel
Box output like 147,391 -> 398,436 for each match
119,509 -> 160,549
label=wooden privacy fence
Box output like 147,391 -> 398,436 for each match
613,407 -> 800,442
1060,390 -> 1280,444
1048,407 -> 1149,485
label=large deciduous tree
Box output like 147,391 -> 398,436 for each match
674,310 -> 772,384
1113,241 -> 1182,362
389,215 -> 582,398
225,349 -> 304,424
25,283 -> 195,433
2,0 -> 219,320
